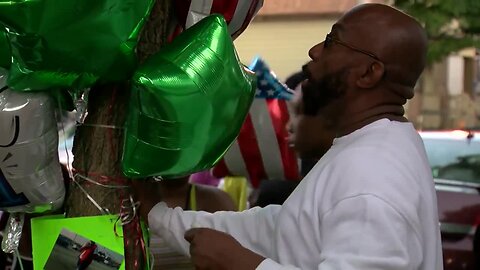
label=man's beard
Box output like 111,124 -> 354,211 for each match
301,69 -> 348,116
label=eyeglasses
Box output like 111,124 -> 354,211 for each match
324,33 -> 381,61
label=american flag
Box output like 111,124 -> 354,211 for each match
172,0 -> 264,40
213,57 -> 300,188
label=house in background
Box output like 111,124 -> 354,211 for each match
236,0 -> 479,130
407,49 -> 480,130
234,0 -> 359,80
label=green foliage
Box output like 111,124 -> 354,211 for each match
394,0 -> 480,63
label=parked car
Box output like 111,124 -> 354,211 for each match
420,130 -> 480,270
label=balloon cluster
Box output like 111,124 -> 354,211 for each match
0,0 -> 263,214
213,57 -> 301,188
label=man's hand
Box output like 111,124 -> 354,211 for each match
184,228 -> 265,270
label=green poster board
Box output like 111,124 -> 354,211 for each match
31,215 -> 125,270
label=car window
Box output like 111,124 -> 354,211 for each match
422,137 -> 480,184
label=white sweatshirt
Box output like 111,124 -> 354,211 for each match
148,119 -> 443,270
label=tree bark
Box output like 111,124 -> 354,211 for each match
66,1 -> 171,269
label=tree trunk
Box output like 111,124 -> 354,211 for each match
66,1 -> 172,269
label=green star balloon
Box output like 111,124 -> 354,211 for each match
0,0 -> 154,91
122,14 -> 256,179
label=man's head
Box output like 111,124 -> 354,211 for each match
302,4 -> 428,131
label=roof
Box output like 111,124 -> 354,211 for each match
258,0 -> 358,16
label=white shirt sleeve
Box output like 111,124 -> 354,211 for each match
148,202 -> 281,257
256,194 -> 423,270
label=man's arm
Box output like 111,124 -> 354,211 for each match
255,194 -> 422,270
148,203 -> 281,257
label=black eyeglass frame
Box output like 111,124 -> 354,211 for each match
324,33 -> 381,61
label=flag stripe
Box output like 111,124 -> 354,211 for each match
186,0 -> 214,28
211,0 -> 239,24
212,157 -> 231,178
253,0 -> 264,17
167,24 -> 184,43
266,99 -> 299,180
232,0 -> 262,39
227,0 -> 252,38
222,141 -> 247,177
235,114 -> 266,187
249,100 -> 285,180
213,57 -> 301,187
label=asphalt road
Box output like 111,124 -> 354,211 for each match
44,246 -> 119,270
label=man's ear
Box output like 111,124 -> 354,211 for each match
356,61 -> 385,89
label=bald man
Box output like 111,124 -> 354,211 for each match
138,4 -> 443,270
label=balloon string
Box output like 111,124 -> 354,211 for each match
72,173 -> 147,269
114,215 -> 123,238
108,87 -> 119,161
71,176 -> 111,215
80,123 -> 124,129
119,195 -> 141,226
14,249 -> 24,270
74,174 -> 129,189
72,169 -> 129,186
149,248 -> 155,270
136,215 -> 147,269
112,195 -> 142,229
113,194 -> 147,270
113,193 -> 126,238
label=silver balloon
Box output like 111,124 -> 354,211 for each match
0,83 -> 65,213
